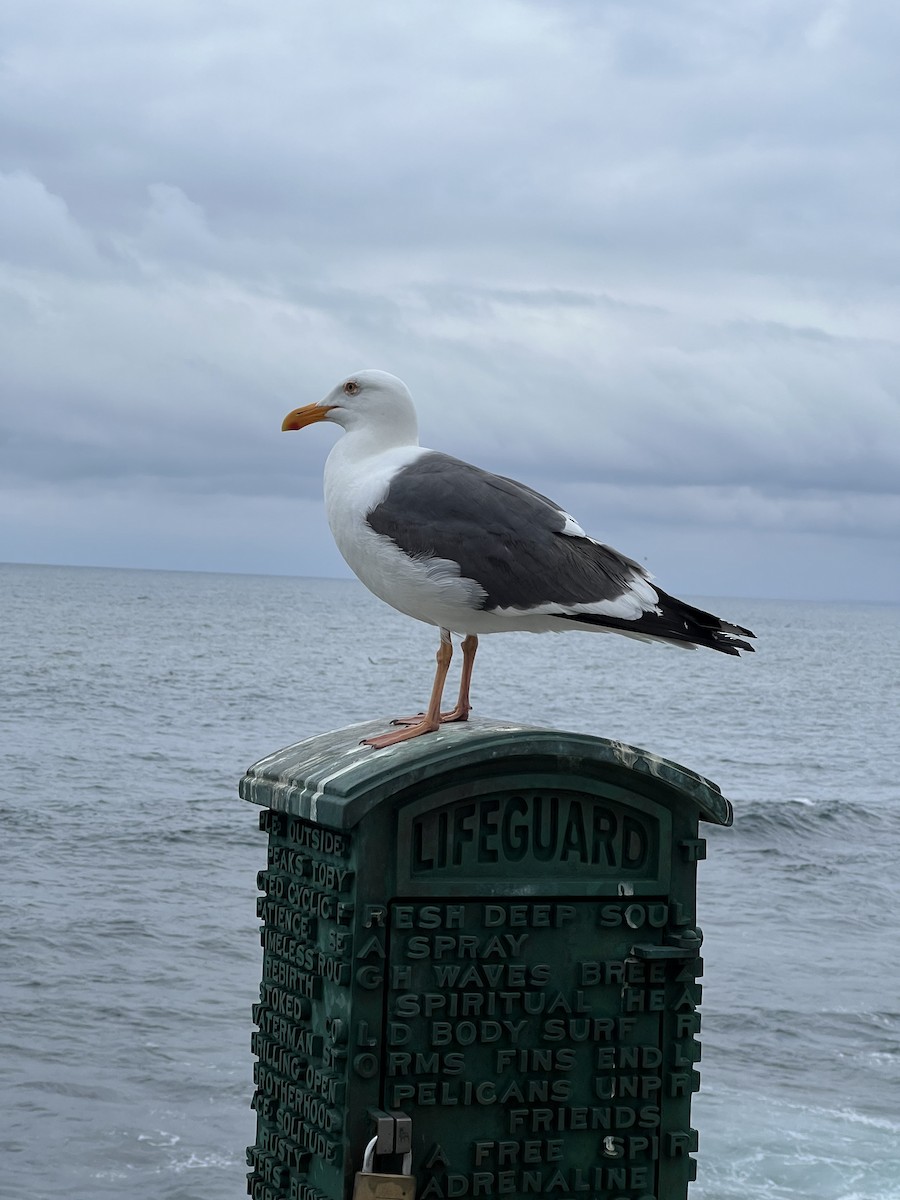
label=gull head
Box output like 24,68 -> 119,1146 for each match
282,370 -> 418,444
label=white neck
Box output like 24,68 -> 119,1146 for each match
329,411 -> 419,463
323,424 -> 425,525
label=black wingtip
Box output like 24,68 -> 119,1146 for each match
718,620 -> 756,641
713,620 -> 756,654
561,592 -> 757,656
713,633 -> 755,656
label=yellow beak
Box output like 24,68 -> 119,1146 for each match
281,403 -> 335,431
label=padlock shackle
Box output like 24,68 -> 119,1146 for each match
360,1135 -> 412,1176
361,1136 -> 378,1174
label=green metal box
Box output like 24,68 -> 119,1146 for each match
241,717 -> 732,1200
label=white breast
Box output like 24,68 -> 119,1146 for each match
323,440 -> 487,631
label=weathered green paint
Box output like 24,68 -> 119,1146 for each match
242,717 -> 731,1200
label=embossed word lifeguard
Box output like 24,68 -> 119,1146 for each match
399,787 -> 670,892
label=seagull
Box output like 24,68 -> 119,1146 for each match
282,370 -> 755,749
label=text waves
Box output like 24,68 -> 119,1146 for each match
387,900 -> 702,1200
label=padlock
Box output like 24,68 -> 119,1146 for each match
353,1136 -> 416,1199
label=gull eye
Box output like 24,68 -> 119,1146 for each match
343,380 -> 360,396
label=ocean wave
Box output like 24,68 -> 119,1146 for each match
728,797 -> 896,839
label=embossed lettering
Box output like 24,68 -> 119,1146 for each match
410,797 -> 652,872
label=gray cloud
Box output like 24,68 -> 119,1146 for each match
0,0 -> 898,600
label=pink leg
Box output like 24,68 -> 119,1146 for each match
438,634 -> 478,722
390,634 -> 479,727
362,635 -> 454,749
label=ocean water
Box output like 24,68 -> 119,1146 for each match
1,561 -> 898,1200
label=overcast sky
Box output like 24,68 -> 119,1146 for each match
1,0 -> 898,602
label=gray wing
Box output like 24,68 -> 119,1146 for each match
365,451 -> 645,611
366,451 -> 755,654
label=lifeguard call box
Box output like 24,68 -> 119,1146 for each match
241,717 -> 732,1200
